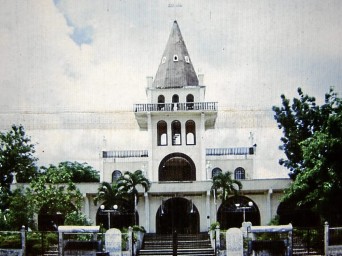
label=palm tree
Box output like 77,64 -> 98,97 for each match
211,171 -> 242,202
94,182 -> 127,207
117,170 -> 151,207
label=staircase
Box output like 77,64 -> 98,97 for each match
138,233 -> 215,256
43,244 -> 58,256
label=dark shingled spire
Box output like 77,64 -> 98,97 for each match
152,21 -> 199,89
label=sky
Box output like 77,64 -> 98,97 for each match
1,0 -> 341,113
0,0 -> 341,178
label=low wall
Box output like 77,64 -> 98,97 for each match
327,245 -> 342,255
0,249 -> 23,256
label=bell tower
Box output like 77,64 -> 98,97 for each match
134,21 -> 217,182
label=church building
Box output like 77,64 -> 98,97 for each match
93,21 -> 290,233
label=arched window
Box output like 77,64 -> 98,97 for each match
172,94 -> 179,111
159,153 -> 196,181
186,120 -> 196,145
112,170 -> 122,182
172,120 -> 181,145
157,121 -> 167,146
212,167 -> 222,178
158,95 -> 165,110
186,94 -> 194,110
234,167 -> 245,180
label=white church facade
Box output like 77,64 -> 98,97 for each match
91,21 -> 290,233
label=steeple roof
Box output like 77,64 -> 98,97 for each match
152,21 -> 199,89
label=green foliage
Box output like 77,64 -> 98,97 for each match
272,87 -> 340,179
0,232 -> 21,249
55,161 -> 100,183
93,182 -> 128,207
64,211 -> 92,226
209,222 -> 220,231
26,165 -> 83,216
132,225 -> 146,233
211,171 -> 242,202
268,215 -> 280,226
117,170 -> 151,206
0,188 -> 34,230
0,124 -> 38,210
0,124 -> 38,185
273,87 -> 342,225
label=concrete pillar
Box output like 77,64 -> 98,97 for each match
201,113 -> 206,180
83,194 -> 90,218
206,190 -> 211,230
147,113 -> 153,181
324,222 -> 329,255
267,188 -> 273,222
144,192 -> 150,232
21,225 -> 26,256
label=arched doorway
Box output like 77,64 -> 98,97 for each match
217,196 -> 260,229
96,201 -> 138,230
159,153 -> 196,181
156,197 -> 199,234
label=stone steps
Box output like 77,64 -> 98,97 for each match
138,233 -> 215,256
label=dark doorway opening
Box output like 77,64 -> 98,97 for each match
217,196 -> 260,229
156,197 -> 199,234
95,201 -> 138,230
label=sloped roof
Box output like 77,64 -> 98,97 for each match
152,21 -> 199,89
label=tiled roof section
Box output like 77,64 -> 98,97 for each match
152,21 -> 199,89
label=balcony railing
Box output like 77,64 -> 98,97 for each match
133,102 -> 217,112
102,150 -> 148,158
206,147 -> 254,156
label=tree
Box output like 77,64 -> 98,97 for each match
94,181 -> 127,207
117,170 -> 151,207
26,165 -> 83,218
272,88 -> 339,179
53,161 -> 100,182
0,125 -> 38,209
0,187 -> 34,230
211,171 -> 242,202
273,87 -> 342,225
64,211 -> 93,226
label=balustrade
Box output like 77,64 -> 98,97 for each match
133,102 -> 217,112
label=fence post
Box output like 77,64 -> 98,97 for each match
21,225 -> 26,256
58,230 -> 63,256
173,230 -> 178,256
215,225 -> 220,256
128,226 -> 133,256
324,222 -> 329,256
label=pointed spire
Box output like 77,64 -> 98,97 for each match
152,21 -> 199,88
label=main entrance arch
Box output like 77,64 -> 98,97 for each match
159,153 -> 196,181
217,196 -> 260,229
156,197 -> 199,234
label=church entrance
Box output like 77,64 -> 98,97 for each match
156,197 -> 199,234
217,196 -> 260,229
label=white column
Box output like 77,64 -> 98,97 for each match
147,113 -> 153,181
144,192 -> 150,232
267,188 -> 273,222
201,113 -> 206,180
84,194 -> 90,218
206,190 -> 211,230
